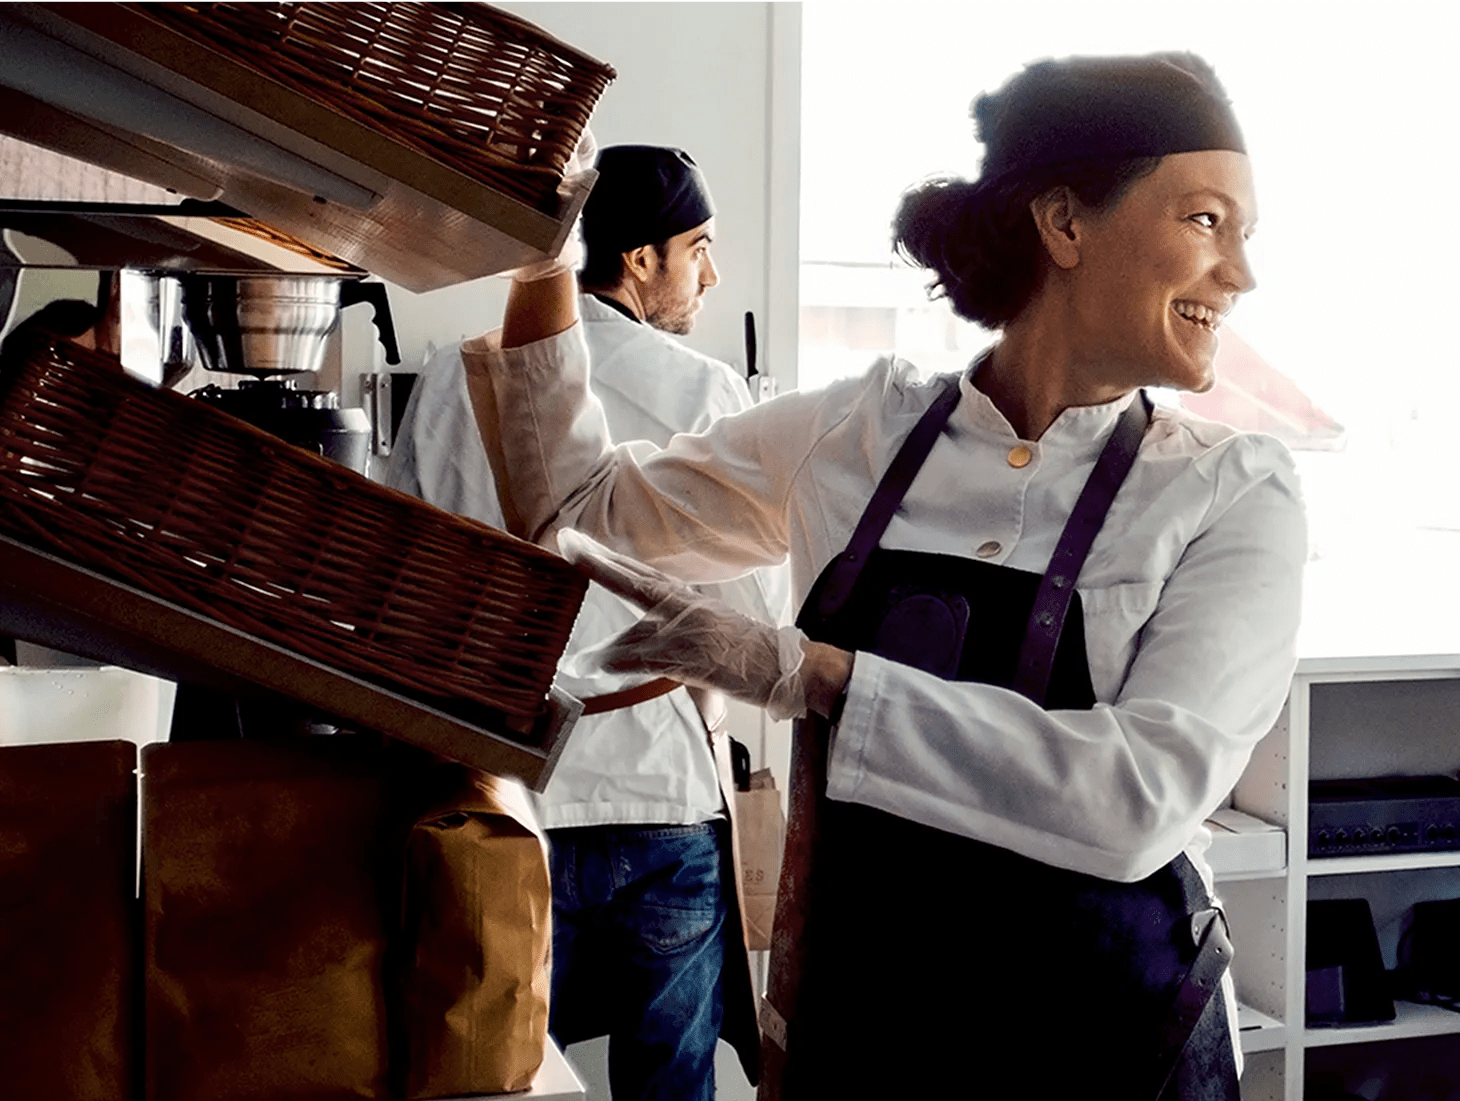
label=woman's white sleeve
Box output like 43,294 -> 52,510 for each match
825,443 -> 1307,883
462,323 -> 802,582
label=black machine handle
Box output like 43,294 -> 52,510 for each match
178,272 -> 239,376
340,280 -> 401,366
731,737 -> 752,792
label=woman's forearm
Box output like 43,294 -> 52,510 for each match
502,270 -> 578,349
801,641 -> 854,719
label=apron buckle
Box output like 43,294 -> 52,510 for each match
1191,906 -> 1231,957
759,996 -> 789,1051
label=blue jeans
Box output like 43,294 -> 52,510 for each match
547,821 -> 727,1101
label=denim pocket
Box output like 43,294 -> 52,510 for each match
637,904 -> 718,955
622,824 -> 724,955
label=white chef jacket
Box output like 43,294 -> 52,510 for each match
389,294 -> 788,828
463,320 -> 1306,885
464,319 -> 1305,1071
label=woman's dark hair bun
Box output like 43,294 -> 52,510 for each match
892,173 -> 1041,329
892,177 -> 979,275
893,154 -> 1158,329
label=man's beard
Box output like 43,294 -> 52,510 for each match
642,280 -> 699,335
645,302 -> 695,335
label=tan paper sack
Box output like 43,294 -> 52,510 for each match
736,768 -> 786,951
399,763 -> 551,1099
142,738 -> 394,1101
0,740 -> 138,1101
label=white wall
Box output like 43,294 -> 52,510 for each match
345,2 -> 801,389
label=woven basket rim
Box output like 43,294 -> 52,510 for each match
0,337 -> 588,736
120,1 -> 615,207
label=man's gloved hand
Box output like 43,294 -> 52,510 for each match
509,127 -> 598,284
557,529 -> 809,721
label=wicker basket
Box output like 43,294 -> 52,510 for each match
209,217 -> 360,273
0,337 -> 588,740
131,1 -> 615,210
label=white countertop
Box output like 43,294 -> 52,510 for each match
466,1039 -> 584,1101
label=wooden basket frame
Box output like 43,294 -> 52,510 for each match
132,2 -> 615,209
0,338 -> 587,738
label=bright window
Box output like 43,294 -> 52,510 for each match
800,1 -> 1460,657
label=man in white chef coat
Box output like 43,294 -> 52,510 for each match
387,144 -> 784,1101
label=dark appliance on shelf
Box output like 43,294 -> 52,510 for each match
1306,898 -> 1397,1027
1394,897 -> 1460,1012
1308,775 -> 1460,858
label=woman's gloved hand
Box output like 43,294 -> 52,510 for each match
557,529 -> 809,721
509,127 -> 598,284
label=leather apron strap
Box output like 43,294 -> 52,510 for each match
815,374 -> 1153,707
1157,856 -> 1238,1100
812,379 -> 963,619
577,677 -> 680,715
1012,390 -> 1152,703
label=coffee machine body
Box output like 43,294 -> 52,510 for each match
116,269 -> 399,476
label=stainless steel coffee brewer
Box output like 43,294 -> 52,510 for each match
1,205 -> 405,739
177,273 -> 400,476
2,193 -> 401,477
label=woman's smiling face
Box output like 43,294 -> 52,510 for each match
1065,149 -> 1257,394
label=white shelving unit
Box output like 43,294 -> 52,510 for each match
1223,654 -> 1460,1100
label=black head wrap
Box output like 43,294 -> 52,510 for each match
581,145 -> 716,256
976,52 -> 1245,181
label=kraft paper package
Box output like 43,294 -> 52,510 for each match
398,760 -> 551,1099
141,737 -> 553,1101
735,767 -> 786,951
142,737 -> 395,1101
0,740 -> 138,1101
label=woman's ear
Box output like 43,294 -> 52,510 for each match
1030,187 -> 1082,271
622,244 -> 658,286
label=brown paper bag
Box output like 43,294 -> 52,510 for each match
399,763 -> 551,1099
0,740 -> 138,1101
142,738 -> 394,1101
736,768 -> 786,951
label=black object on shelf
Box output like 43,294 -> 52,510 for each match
1394,897 -> 1460,1012
1306,898 -> 1397,1027
1309,774 -> 1460,857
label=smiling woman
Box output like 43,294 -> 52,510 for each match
1039,150 -> 1257,396
889,55 -> 1257,436
800,4 -> 1460,660
470,48 -> 1305,1100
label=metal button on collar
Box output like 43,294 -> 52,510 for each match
976,540 -> 1001,558
1007,445 -> 1033,469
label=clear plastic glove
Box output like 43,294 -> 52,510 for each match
509,127 -> 598,283
557,529 -> 809,721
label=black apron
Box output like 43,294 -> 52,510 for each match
760,380 -> 1240,1100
